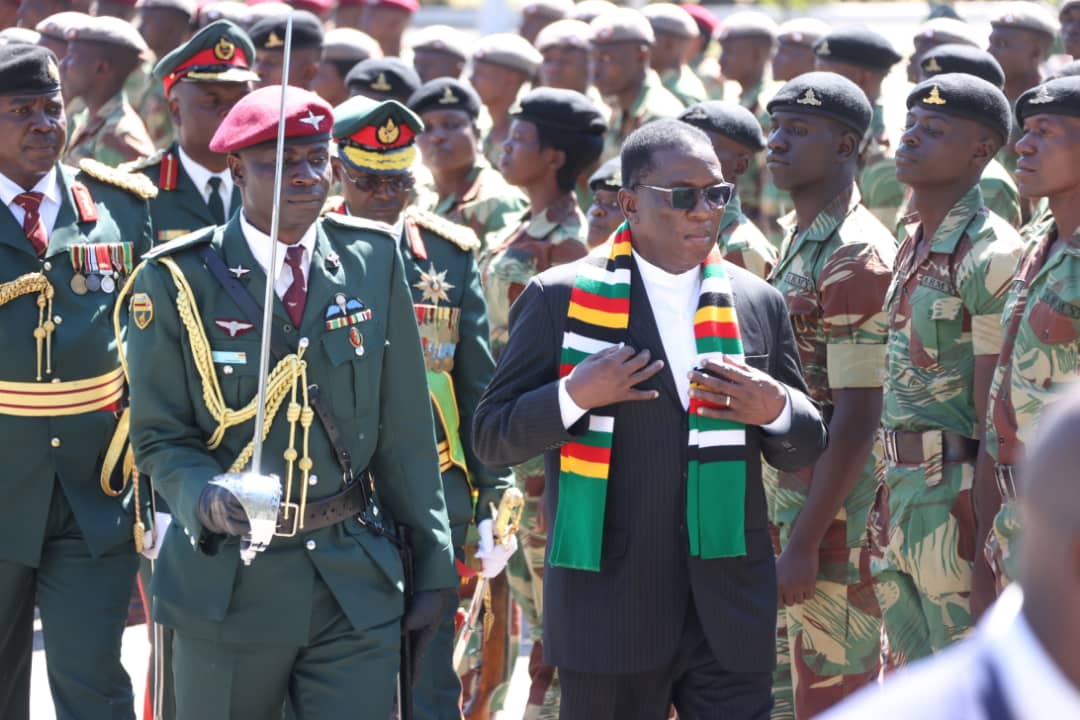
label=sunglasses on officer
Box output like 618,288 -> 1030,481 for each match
341,168 -> 416,194
633,182 -> 734,211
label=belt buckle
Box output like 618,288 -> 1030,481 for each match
881,429 -> 898,464
274,501 -> 301,538
995,464 -> 1016,501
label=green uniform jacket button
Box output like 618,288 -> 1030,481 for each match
50,437 -> 60,448
306,540 -> 316,550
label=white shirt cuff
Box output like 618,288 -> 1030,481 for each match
759,389 -> 792,435
558,377 -> 589,429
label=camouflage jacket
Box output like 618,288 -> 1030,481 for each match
894,159 -> 1022,240
859,104 -> 905,230
987,224 -> 1080,463
718,192 -> 777,280
691,54 -> 724,101
601,69 -> 684,163
882,185 -> 1024,436
421,159 -> 528,250
136,80 -> 175,150
65,90 -> 156,169
768,184 -> 896,549
661,64 -> 707,107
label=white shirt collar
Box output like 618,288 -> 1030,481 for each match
986,585 -> 1080,720
239,212 -> 317,290
0,167 -> 60,208
176,145 -> 233,208
632,248 -> 700,292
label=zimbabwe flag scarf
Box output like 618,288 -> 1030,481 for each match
548,222 -> 749,571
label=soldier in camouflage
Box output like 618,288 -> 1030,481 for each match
467,34 -> 542,170
642,4 -> 707,107
985,77 -> 1080,591
873,75 -> 1024,666
765,73 -> 896,718
133,0 -> 197,148
681,3 -> 723,101
409,78 -> 528,249
480,87 -> 603,720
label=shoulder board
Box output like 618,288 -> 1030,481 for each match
143,226 -> 216,260
118,149 -> 166,173
320,195 -> 345,217
406,207 -> 480,252
321,211 -> 397,239
78,158 -> 159,200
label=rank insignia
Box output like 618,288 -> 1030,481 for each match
214,318 -> 255,337
414,264 -> 454,305
131,293 -> 154,329
229,265 -> 251,279
325,294 -> 372,329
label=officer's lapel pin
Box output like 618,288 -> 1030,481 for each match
325,251 -> 341,272
229,265 -> 251,279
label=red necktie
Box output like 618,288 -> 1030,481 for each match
282,245 -> 307,327
13,192 -> 47,257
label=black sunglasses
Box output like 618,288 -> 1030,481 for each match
343,169 -> 415,194
634,182 -> 734,211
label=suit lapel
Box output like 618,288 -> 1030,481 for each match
46,167 -> 89,260
625,257 -> 682,411
218,216 -> 292,327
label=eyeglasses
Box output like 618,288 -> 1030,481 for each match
343,170 -> 415,194
634,183 -> 734,211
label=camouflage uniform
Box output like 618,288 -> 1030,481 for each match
421,160 -> 528,253
65,90 -> 156,168
767,185 -> 895,717
871,186 -> 1024,666
718,191 -> 777,280
692,54 -> 724,101
136,80 -> 175,150
894,159 -> 1022,240
985,224 -> 1080,587
661,64 -> 707,107
478,195 -> 588,720
859,104 -> 905,231
600,69 -> 684,163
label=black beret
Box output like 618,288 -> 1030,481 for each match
815,26 -> 901,72
588,156 -> 622,191
249,10 -> 324,51
678,100 -> 766,152
511,87 -> 606,136
1054,60 -> 1080,79
407,77 -> 481,119
1016,76 -> 1080,126
766,71 -> 872,136
920,44 -> 1005,89
346,58 -> 421,103
907,73 -> 1011,143
0,44 -> 60,97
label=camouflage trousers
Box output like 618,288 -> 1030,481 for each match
869,456 -> 977,667
985,499 -> 1019,593
506,467 -> 559,720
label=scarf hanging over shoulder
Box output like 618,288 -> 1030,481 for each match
549,222 -> 749,572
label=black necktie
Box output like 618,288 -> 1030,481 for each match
207,176 -> 226,225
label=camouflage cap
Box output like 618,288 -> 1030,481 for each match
679,100 -> 767,151
1016,75 -> 1080,124
912,17 -> 984,48
35,12 -> 92,42
588,156 -> 621,191
0,28 -> 40,46
136,0 -> 197,18
907,73 -> 1011,143
409,24 -> 469,62
534,18 -> 591,51
323,27 -> 382,63
815,26 -> 901,72
776,17 -> 829,47
589,8 -> 655,46
154,20 -> 258,95
642,3 -> 697,40
522,0 -> 574,21
0,44 -> 61,96
472,32 -> 543,76
332,97 -> 424,173
346,57 -> 422,102
66,15 -> 149,55
408,77 -> 482,119
767,70 -> 873,136
920,44 -> 1005,88
716,11 -> 779,42
989,2 -> 1060,38
249,10 -> 324,51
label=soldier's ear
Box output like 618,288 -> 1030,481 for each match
835,128 -> 859,162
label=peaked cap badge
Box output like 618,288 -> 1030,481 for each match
377,118 -> 400,145
214,37 -> 236,61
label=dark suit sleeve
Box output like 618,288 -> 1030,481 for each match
473,276 -> 581,468
761,288 -> 828,471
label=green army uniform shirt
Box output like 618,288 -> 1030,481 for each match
600,69 -> 684,163
661,64 -> 708,107
421,159 -> 528,252
893,159 -> 1022,241
136,81 -> 175,150
0,161 -> 154,566
859,104 -> 905,231
66,89 -> 156,169
717,191 -> 778,280
125,213 -> 457,645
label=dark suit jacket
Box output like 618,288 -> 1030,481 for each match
473,257 -> 826,675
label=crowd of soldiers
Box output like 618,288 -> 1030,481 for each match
0,0 -> 1077,719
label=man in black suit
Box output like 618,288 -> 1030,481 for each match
472,120 -> 827,720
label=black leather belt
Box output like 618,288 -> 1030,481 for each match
994,463 -> 1017,501
275,471 -> 371,537
881,429 -> 979,465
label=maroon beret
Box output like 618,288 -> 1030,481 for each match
209,84 -> 334,153
681,3 -> 719,37
361,0 -> 419,11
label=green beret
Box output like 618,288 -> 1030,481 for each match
643,3 -> 697,40
912,17 -> 983,48
347,58 -> 421,103
777,18 -> 829,47
138,0 -> 197,18
472,33 -> 542,76
815,26 -> 901,72
907,73 -> 1011,143
767,71 -> 872,135
66,16 -> 149,55
990,2 -> 1059,39
534,19 -> 592,51
1016,76 -> 1080,125
522,0 -> 574,21
409,25 -> 469,62
717,11 -> 779,42
0,44 -> 61,96
679,100 -> 766,151
408,77 -> 481,119
332,97 -> 423,174
572,0 -> 617,24
511,87 -> 607,135
249,10 -> 323,51
588,156 -> 621,191
323,28 -> 381,64
589,8 -> 655,46
153,20 -> 258,95
921,44 -> 1005,88
35,12 -> 91,42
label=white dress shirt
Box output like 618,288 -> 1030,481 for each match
177,145 -> 234,219
0,167 -> 61,240
559,250 -> 791,432
240,213 -> 316,302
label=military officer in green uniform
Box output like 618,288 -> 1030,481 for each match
642,3 -> 707,107
327,95 -> 515,719
0,44 -> 155,720
123,85 -> 456,719
873,75 -> 1024,664
409,78 -> 528,248
985,77 -> 1080,590
588,7 -> 684,164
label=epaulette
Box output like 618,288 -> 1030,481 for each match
406,207 -> 480,252
118,149 -> 166,173
320,195 -> 345,217
321,211 -> 397,240
78,159 -> 159,200
143,226 -> 216,260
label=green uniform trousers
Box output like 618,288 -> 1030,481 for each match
174,573 -> 399,720
413,523 -> 467,720
0,481 -> 138,720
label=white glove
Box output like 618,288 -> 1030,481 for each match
139,512 -> 173,560
474,518 -> 518,579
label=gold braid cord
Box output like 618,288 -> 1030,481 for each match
0,273 -> 55,381
116,258 -> 315,522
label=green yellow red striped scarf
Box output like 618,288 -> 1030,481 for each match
549,222 -> 749,571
